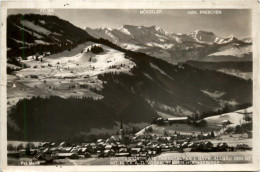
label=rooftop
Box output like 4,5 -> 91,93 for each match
167,117 -> 188,121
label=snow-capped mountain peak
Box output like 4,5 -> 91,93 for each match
84,25 -> 251,63
188,30 -> 217,44
98,26 -> 104,30
117,26 -> 131,35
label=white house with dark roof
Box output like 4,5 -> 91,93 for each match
167,117 -> 188,124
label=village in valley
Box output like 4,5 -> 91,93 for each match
8,109 -> 253,165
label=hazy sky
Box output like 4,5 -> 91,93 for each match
8,9 -> 251,38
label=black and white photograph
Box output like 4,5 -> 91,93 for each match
1,1 -> 259,171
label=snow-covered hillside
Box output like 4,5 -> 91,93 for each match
136,107 -> 252,136
217,69 -> 252,80
204,107 -> 252,128
7,42 -> 135,110
16,43 -> 134,78
209,45 -> 252,57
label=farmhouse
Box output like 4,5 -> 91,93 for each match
167,117 -> 188,124
115,152 -> 130,157
130,148 -> 141,156
222,120 -> 232,126
119,148 -> 128,153
60,147 -> 72,153
56,153 -> 79,159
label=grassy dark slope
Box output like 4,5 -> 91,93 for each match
184,60 -> 252,72
7,91 -> 156,141
98,54 -> 252,114
8,97 -> 117,141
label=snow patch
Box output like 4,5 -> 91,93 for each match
10,38 -> 35,46
121,43 -> 144,51
118,27 -> 131,35
201,90 -> 225,99
39,20 -> 45,24
35,40 -> 50,45
159,38 -> 165,42
146,42 -> 174,49
13,24 -> 43,39
155,34 -> 169,40
104,31 -> 118,41
217,69 -> 252,80
143,73 -> 153,80
20,20 -> 51,35
52,32 -> 61,36
150,63 -> 174,80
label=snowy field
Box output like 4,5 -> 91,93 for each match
204,107 -> 252,129
16,42 -> 135,78
7,42 -> 135,110
136,107 -> 252,136
217,69 -> 252,80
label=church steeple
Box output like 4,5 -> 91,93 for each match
120,120 -> 123,130
119,120 -> 125,142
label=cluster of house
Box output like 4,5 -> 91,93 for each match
8,121 -> 252,165
13,133 -> 249,162
13,133 -> 251,164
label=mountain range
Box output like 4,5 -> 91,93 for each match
86,25 -> 252,63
